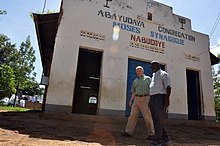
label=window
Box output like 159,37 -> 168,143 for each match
88,96 -> 97,104
147,12 -> 152,20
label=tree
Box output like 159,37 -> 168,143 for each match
0,34 -> 36,81
0,64 -> 16,99
213,54 -> 220,121
0,34 -> 18,65
12,36 -> 36,105
0,34 -> 40,105
0,10 -> 7,15
15,36 -> 36,83
0,34 -> 18,99
21,78 -> 44,96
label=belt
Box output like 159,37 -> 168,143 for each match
151,94 -> 166,96
135,94 -> 149,97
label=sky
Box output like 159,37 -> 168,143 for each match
155,0 -> 220,54
0,0 -> 220,83
0,0 -> 61,83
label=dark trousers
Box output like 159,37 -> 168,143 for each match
149,94 -> 170,143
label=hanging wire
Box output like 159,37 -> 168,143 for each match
194,44 -> 220,57
195,10 -> 220,57
42,0 -> 47,14
195,49 -> 210,57
209,10 -> 220,38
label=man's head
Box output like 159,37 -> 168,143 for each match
151,61 -> 160,72
136,66 -> 144,77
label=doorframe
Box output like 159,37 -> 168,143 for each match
72,46 -> 103,115
186,68 -> 204,120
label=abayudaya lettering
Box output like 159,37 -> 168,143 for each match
131,34 -> 165,48
98,10 -> 145,28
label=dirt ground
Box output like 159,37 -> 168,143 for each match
0,110 -> 220,146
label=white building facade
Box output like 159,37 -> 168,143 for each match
40,0 -> 216,120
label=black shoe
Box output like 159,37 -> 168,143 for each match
151,141 -> 163,146
163,140 -> 171,146
121,132 -> 132,137
147,135 -> 154,140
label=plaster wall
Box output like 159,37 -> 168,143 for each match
46,0 -> 215,119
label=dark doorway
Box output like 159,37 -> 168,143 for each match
72,48 -> 102,115
186,69 -> 202,120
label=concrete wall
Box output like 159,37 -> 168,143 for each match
45,0 -> 215,120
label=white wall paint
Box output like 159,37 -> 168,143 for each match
46,0 -> 215,118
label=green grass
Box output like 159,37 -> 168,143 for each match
0,105 -> 31,112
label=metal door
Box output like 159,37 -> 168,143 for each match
126,58 -> 165,116
126,59 -> 152,116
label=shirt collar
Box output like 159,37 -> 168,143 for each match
155,69 -> 161,75
138,74 -> 145,79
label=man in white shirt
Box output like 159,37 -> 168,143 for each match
149,61 -> 171,146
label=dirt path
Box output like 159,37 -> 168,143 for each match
0,111 -> 220,146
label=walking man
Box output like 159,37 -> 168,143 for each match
122,66 -> 155,140
149,61 -> 171,146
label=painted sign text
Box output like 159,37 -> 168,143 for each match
131,34 -> 165,48
158,26 -> 195,42
150,31 -> 184,45
98,10 -> 145,28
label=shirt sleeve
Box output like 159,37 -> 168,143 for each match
163,73 -> 171,88
131,80 -> 135,93
148,76 -> 151,85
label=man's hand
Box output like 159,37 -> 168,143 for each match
129,100 -> 133,107
164,86 -> 171,108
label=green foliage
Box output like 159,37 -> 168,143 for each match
0,34 -> 42,99
0,34 -> 18,99
0,34 -> 18,65
213,54 -> 220,120
21,79 -> 44,96
14,36 -> 36,87
0,10 -> 7,15
0,105 -> 30,112
0,64 -> 16,99
30,9 -> 56,19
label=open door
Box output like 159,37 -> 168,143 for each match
72,48 -> 102,115
186,69 -> 202,120
126,58 -> 165,117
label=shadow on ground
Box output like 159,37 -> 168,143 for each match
0,111 -> 220,145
